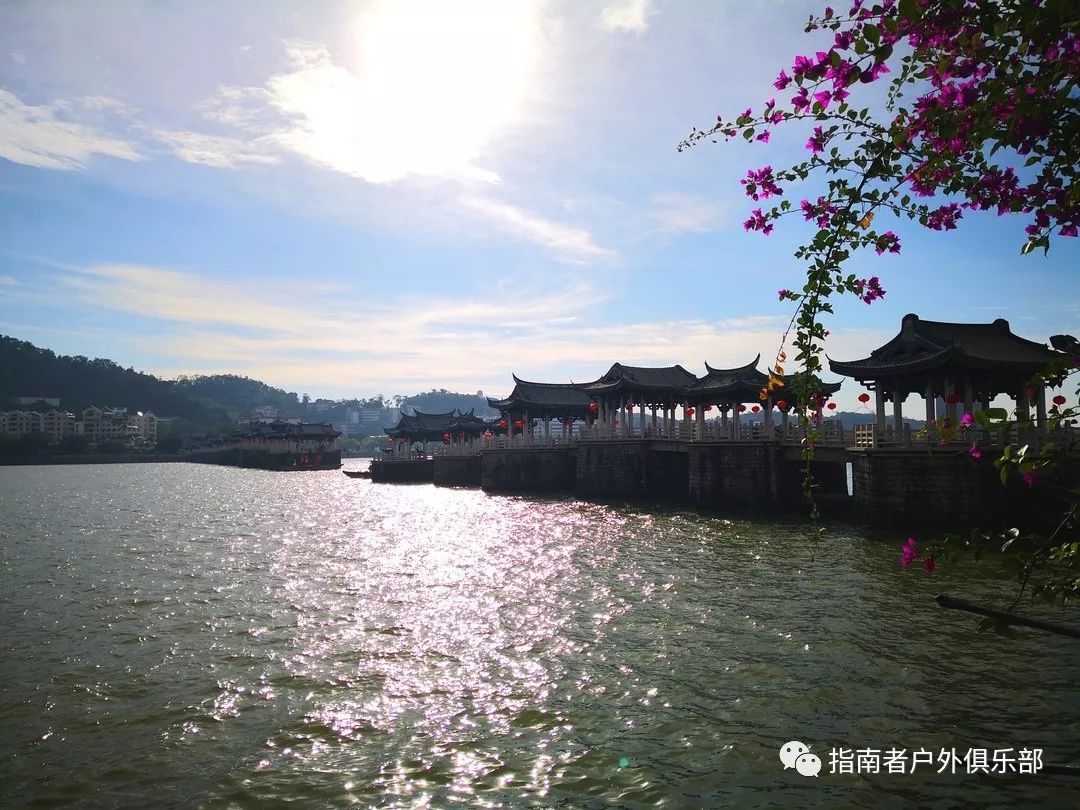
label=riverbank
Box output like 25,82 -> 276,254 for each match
0,453 -> 182,466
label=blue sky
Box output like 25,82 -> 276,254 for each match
1,0 -> 1077,403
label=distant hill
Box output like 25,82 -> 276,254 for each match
0,336 -> 232,431
401,389 -> 499,418
0,335 -> 499,435
174,374 -> 301,418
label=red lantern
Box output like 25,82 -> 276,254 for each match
442,432 -> 451,441
858,393 -> 870,404
827,402 -> 837,410
705,405 -> 713,412
1052,394 -> 1067,406
514,419 -> 524,429
686,407 -> 695,417
483,431 -> 493,439
627,402 -> 635,408
946,392 -> 962,404
737,404 -> 747,412
613,419 -> 620,425
776,400 -> 789,411
588,402 -> 599,412
751,405 -> 761,413
386,437 -> 393,444
499,420 -> 508,428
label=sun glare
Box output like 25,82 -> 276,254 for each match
268,0 -> 541,184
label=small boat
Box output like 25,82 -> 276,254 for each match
343,469 -> 372,479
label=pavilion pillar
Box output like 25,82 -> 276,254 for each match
650,405 -> 657,434
733,405 -> 742,438
875,386 -> 887,437
763,401 -> 773,435
924,382 -> 935,427
696,405 -> 705,440
892,388 -> 904,442
963,379 -> 974,417
1035,384 -> 1048,434
781,408 -> 789,437
545,415 -> 551,439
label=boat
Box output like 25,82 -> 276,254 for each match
343,469 -> 372,479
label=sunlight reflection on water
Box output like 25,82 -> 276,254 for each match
0,461 -> 1078,808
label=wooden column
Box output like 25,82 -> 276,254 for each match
733,404 -> 742,438
1035,384 -> 1048,433
892,388 -> 904,441
763,401 -> 773,434
875,386 -> 887,436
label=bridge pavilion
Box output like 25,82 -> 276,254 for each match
584,363 -> 699,436
487,377 -> 597,439
829,314 -> 1069,437
685,356 -> 843,438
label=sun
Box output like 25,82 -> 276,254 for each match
268,0 -> 542,184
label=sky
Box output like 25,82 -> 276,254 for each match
1,0 -> 1077,404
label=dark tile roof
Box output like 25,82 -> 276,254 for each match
830,314 -> 1063,379
489,375 -> 598,413
586,363 -> 699,394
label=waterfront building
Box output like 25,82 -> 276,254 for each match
686,356 -> 843,438
2,410 -> 44,436
584,363 -> 700,437
829,314 -> 1069,438
40,410 -> 76,442
487,377 -> 597,440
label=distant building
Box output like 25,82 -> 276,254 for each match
359,407 -> 382,424
16,393 -> 61,407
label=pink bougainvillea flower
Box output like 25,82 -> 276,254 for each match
923,555 -> 936,574
968,443 -> 982,460
1022,471 -> 1037,487
960,412 -> 974,428
773,69 -> 792,90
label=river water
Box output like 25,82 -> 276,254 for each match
1,461 -> 1077,808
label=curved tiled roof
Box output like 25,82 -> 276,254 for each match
488,376 -> 598,414
830,314 -> 1062,380
586,363 -> 699,394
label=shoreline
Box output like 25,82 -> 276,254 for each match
0,453 -> 183,466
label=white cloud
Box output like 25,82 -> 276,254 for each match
0,89 -> 142,170
0,275 -> 19,285
40,260 -> 882,399
10,51 -> 26,64
152,129 -> 280,168
650,191 -> 730,233
460,195 -> 616,262
599,0 -> 654,33
204,1 -> 543,185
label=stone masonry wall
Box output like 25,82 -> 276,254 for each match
481,447 -> 576,493
433,455 -> 482,488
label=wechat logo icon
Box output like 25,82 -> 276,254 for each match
780,741 -> 822,777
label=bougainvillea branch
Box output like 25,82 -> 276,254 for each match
681,0 -> 1079,383
681,0 -> 1080,601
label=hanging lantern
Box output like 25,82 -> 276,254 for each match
499,420 -> 508,428
386,437 -> 393,444
858,393 -> 870,403
1052,394 -> 1067,406
442,432 -> 451,441
827,402 -> 837,410
483,431 -> 493,439
776,400 -> 789,411
686,407 -> 695,417
613,419 -> 620,425
514,419 -> 524,429
705,405 -> 713,412
946,392 -> 962,404
627,402 -> 635,408
751,405 -> 761,413
588,402 -> 599,412
737,404 -> 747,412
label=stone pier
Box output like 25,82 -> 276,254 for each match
433,455 -> 482,488
481,447 -> 576,494
574,440 -> 689,502
370,458 -> 435,484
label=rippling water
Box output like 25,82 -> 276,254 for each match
1,461 -> 1078,808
